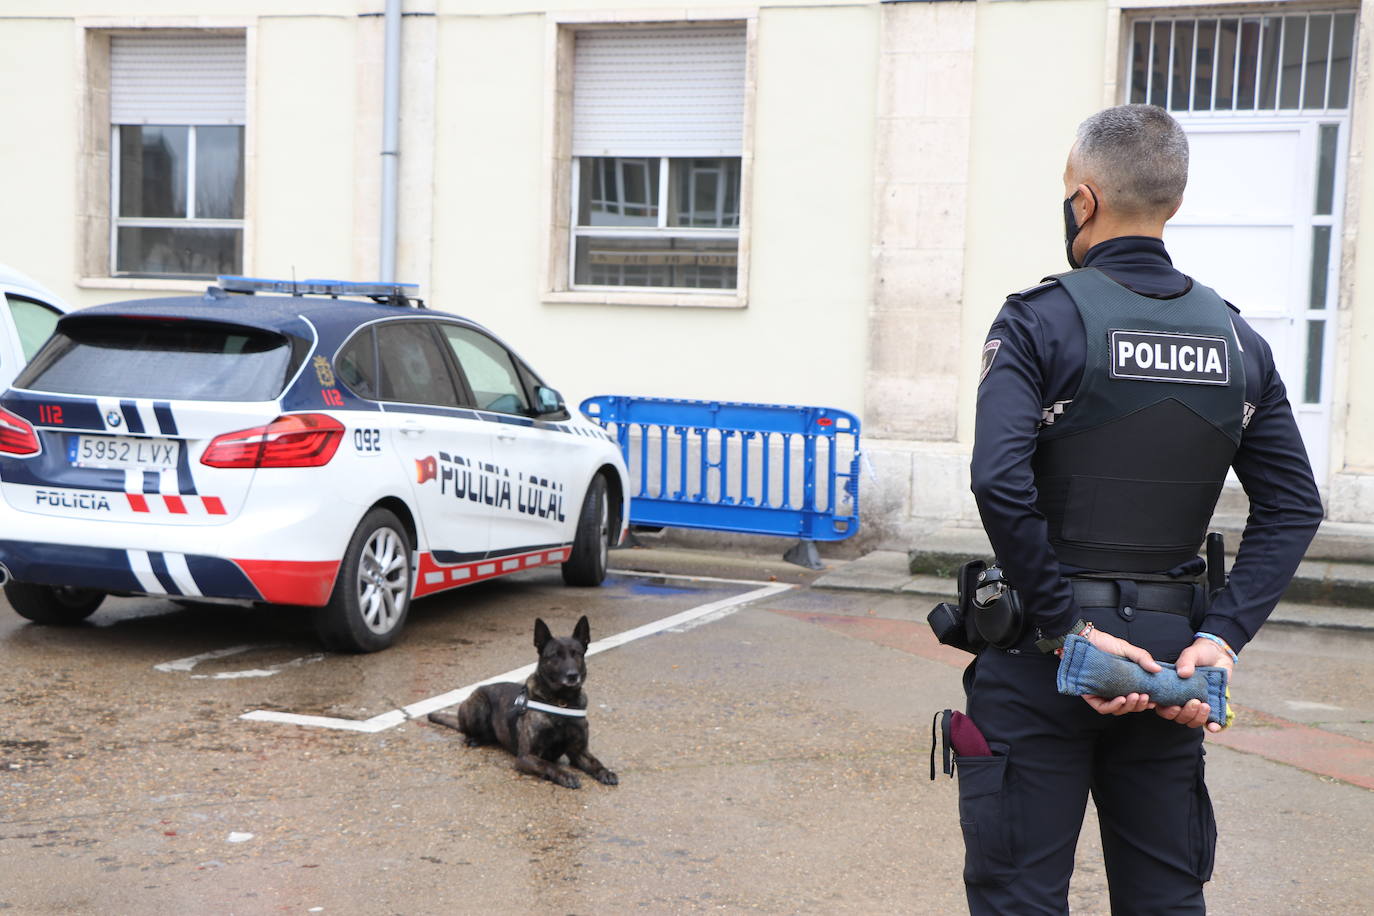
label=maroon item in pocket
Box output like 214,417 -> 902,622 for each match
950,710 -> 992,757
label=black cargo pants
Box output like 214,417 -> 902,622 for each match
958,601 -> 1216,915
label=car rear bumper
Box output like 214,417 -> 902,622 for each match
0,538 -> 342,606
0,487 -> 369,606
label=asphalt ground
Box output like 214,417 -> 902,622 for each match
1,546 -> 1371,915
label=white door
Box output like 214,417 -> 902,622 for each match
436,323 -> 579,554
370,321 -> 493,562
1164,118 -> 1345,483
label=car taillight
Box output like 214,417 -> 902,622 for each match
200,413 -> 344,469
0,407 -> 40,456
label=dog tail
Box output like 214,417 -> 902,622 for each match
427,710 -> 463,732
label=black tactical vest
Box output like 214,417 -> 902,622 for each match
1033,268 -> 1246,573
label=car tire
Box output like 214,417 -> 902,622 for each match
314,508 -> 413,653
562,475 -> 610,587
4,582 -> 105,624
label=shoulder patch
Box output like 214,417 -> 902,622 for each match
1009,278 -> 1061,300
980,339 -> 1002,384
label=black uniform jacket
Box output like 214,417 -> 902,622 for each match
971,236 -> 1323,653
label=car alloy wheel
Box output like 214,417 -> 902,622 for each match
315,507 -> 413,652
357,525 -> 409,635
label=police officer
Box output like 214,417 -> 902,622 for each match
962,104 -> 1323,914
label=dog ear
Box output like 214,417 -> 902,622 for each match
533,618 -> 553,653
572,615 -> 590,649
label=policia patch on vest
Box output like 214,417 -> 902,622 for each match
1109,330 -> 1229,385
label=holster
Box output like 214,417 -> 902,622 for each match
971,580 -> 1025,650
926,560 -> 991,655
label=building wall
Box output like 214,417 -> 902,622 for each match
0,18 -> 80,303
1,0 -> 1370,554
2,0 -> 879,417
424,3 -> 881,412
890,0 -> 1374,548
1333,0 -> 1374,520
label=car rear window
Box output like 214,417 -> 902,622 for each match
15,317 -> 300,402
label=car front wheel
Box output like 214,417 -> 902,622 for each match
314,508 -> 413,653
4,582 -> 105,624
562,475 -> 610,587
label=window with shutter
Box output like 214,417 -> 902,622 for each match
570,27 -> 747,292
110,32 -> 246,279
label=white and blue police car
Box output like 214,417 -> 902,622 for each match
0,277 -> 629,652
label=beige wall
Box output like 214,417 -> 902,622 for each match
1329,0 -> 1374,518
0,19 -> 80,302
253,17 -> 358,281
2,1 -> 879,422
1340,0 -> 1374,472
958,0 -> 1109,446
4,0 -> 1373,545
428,4 -> 878,414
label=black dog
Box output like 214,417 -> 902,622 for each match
428,616 -> 618,789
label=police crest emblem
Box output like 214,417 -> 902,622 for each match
980,339 -> 1001,384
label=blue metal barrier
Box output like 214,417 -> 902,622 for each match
580,396 -> 861,543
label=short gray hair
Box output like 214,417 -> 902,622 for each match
1074,105 -> 1189,216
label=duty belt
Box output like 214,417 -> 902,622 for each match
1070,579 -> 1195,616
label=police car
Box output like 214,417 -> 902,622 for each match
0,277 -> 629,652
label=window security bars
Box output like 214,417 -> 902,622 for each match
1127,11 -> 1357,114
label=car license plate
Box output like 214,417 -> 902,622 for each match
68,435 -> 181,471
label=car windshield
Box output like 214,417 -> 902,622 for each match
15,316 -> 297,402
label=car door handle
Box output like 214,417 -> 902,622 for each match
496,431 -> 518,442
400,420 -> 425,437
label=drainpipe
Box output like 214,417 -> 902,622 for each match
379,0 -> 402,282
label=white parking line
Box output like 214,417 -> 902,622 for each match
240,579 -> 792,733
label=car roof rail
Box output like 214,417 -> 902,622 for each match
212,275 -> 425,308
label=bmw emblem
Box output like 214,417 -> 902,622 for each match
106,410 -> 122,428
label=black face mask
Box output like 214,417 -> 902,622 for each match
1062,186 -> 1098,269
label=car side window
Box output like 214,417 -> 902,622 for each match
376,321 -> 461,407
439,325 -> 532,415
335,328 -> 378,399
6,295 -> 61,363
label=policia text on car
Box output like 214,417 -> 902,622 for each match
934,105 -> 1323,915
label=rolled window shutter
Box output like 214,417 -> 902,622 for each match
111,33 -> 246,125
573,27 -> 746,158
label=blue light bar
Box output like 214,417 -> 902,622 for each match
217,276 -> 419,298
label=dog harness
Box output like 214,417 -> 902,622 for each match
512,691 -> 587,718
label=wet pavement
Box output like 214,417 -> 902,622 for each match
2,548 -> 1372,914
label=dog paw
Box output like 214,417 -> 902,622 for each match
596,770 -> 619,786
556,773 -> 582,789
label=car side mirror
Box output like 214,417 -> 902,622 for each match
534,385 -> 565,417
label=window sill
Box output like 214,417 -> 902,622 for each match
78,277 -> 211,293
543,290 -> 746,309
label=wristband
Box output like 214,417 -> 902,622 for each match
1035,618 -> 1093,655
1194,631 -> 1238,665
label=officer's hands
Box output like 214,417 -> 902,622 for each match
1155,637 -> 1236,733
1079,626 -> 1162,717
